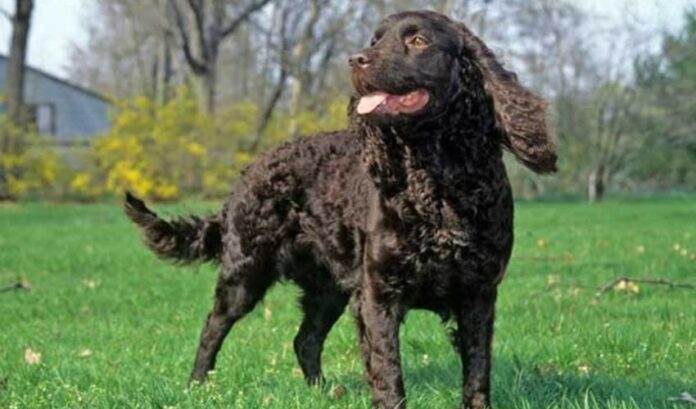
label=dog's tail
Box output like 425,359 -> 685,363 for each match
124,192 -> 222,264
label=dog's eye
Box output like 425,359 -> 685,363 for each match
370,36 -> 378,46
406,35 -> 429,49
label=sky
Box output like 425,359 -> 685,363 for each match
0,0 -> 695,81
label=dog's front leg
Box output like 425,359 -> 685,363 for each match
455,287 -> 497,409
355,280 -> 406,409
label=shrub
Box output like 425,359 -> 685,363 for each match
74,88 -> 257,200
2,88 -> 350,201
0,115 -> 64,199
74,89 -> 349,201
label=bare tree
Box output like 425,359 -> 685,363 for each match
287,0 -> 322,138
251,0 -> 361,148
67,0 -> 172,101
1,0 -> 33,199
168,0 -> 272,113
154,0 -> 175,105
250,6 -> 292,152
4,0 -> 34,127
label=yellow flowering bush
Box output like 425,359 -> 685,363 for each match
75,88 -> 260,200
0,115 -> 64,199
2,87 -> 350,201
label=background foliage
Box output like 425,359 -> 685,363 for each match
1,1 -> 695,202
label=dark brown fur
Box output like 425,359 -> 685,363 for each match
125,11 -> 555,409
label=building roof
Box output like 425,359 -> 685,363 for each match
0,54 -> 111,104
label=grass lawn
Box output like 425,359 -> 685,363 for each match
0,198 -> 694,408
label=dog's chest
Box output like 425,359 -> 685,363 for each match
363,175 -> 514,288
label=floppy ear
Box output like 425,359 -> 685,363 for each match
457,23 -> 557,173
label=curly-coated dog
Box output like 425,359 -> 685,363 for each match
125,10 -> 555,409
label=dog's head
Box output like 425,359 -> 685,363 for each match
350,10 -> 556,173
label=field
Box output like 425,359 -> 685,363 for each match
0,198 -> 694,409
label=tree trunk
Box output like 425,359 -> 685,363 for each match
1,0 -> 34,200
193,69 -> 216,114
155,1 -> 173,106
440,0 -> 455,15
288,71 -> 304,138
250,68 -> 288,152
5,0 -> 34,128
588,166 -> 605,203
154,36 -> 172,105
168,0 -> 271,114
288,0 -> 320,138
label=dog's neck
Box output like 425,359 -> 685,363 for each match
354,92 -> 502,200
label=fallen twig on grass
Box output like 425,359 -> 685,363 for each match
0,278 -> 32,293
595,276 -> 694,298
667,392 -> 696,405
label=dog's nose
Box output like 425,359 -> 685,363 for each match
348,52 -> 371,69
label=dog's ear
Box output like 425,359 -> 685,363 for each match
457,23 -> 557,173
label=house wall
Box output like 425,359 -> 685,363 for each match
0,57 -> 111,142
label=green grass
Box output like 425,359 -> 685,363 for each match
0,198 -> 694,409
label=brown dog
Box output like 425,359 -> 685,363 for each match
126,10 -> 555,409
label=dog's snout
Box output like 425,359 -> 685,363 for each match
349,52 -> 371,69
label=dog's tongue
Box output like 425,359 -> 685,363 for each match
357,92 -> 389,115
356,89 -> 430,115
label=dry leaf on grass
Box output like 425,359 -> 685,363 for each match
332,384 -> 347,399
614,280 -> 640,294
82,279 -> 99,289
546,274 -> 561,286
24,348 -> 41,365
262,394 -> 273,406
421,354 -> 430,366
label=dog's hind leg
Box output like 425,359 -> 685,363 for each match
189,255 -> 277,384
293,289 -> 348,385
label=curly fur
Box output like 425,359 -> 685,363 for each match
126,10 -> 555,409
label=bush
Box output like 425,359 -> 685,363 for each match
72,89 -> 242,200
73,88 -> 349,201
1,85 -> 351,201
0,115 -> 65,199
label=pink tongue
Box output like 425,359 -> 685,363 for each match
357,92 -> 388,115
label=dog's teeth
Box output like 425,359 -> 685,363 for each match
400,94 -> 416,104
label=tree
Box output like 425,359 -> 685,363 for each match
631,11 -> 696,191
67,0 -> 174,101
168,0 -> 272,113
585,83 -> 640,202
1,0 -> 34,199
4,0 -> 34,128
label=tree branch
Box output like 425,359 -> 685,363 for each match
219,0 -> 272,39
0,278 -> 31,293
167,0 -> 207,74
595,276 -> 694,298
0,6 -> 11,21
185,0 -> 208,61
250,6 -> 292,152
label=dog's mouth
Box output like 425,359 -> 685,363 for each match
356,89 -> 430,116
